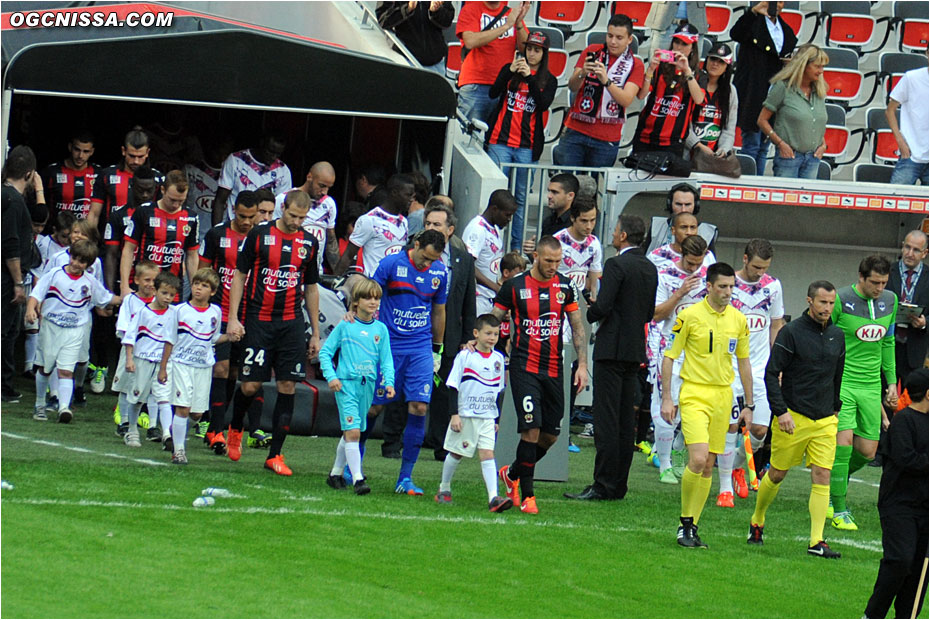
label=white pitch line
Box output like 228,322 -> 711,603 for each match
1,431 -> 167,467
0,497 -> 884,553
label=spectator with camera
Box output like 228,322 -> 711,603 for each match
377,1 -> 455,75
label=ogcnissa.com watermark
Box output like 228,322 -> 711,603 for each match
7,10 -> 174,29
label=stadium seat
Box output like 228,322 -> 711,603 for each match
893,1 -> 929,52
532,27 -> 570,86
610,1 -> 652,39
816,160 -> 832,180
780,2 -> 805,37
705,4 -> 734,38
864,52 -> 928,106
866,107 -> 901,164
820,2 -> 876,50
736,153 -> 756,175
583,31 -> 639,57
733,126 -> 743,150
445,41 -> 462,80
854,163 -> 894,183
822,46 -> 864,105
823,103 -> 850,160
543,107 -> 568,144
535,1 -> 603,38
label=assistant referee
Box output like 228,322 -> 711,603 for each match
661,262 -> 752,549
747,280 -> 846,559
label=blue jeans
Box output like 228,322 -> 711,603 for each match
457,83 -> 495,126
740,130 -> 770,176
890,157 -> 929,185
772,151 -> 820,179
423,60 -> 446,76
487,143 -> 533,251
552,127 -> 620,168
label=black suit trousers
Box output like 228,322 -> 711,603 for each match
592,359 -> 641,499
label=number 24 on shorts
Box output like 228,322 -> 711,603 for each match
243,347 -> 266,367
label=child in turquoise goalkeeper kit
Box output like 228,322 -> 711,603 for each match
320,277 -> 395,495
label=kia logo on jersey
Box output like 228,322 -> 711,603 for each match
856,324 -> 887,342
745,313 -> 768,332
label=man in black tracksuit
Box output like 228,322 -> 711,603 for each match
865,367 -> 929,619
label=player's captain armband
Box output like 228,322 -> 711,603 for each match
671,317 -> 683,334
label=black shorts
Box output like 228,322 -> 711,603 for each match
239,316 -> 307,383
214,322 -> 242,365
509,371 -> 564,436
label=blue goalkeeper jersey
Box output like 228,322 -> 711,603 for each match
373,249 -> 448,353
318,317 -> 395,386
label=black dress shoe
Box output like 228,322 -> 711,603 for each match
381,450 -> 401,459
563,485 -> 607,500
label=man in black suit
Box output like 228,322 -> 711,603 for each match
731,2 -> 797,175
565,214 -> 658,500
420,202 -> 478,460
888,230 -> 928,384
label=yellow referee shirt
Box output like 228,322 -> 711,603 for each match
664,298 -> 750,387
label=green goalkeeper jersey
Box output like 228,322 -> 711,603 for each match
831,284 -> 897,387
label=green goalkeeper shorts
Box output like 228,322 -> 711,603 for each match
837,382 -> 882,440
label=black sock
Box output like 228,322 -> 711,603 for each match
207,377 -> 227,433
535,444 -> 549,462
230,387 -> 256,432
225,376 -> 237,408
268,393 -> 295,458
247,389 -> 265,434
511,440 -> 537,499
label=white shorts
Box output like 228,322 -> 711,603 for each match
650,359 -> 683,424
732,370 -> 771,427
443,416 -> 496,458
111,347 -> 129,394
169,360 -> 211,412
35,321 -> 84,373
126,358 -> 172,404
476,294 -> 494,317
78,321 -> 92,363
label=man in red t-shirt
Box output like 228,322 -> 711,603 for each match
456,0 -> 529,125
553,13 -> 644,168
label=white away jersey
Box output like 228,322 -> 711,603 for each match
348,206 -> 408,276
47,248 -> 105,289
116,292 -> 154,338
219,149 -> 292,221
446,348 -> 506,419
462,215 -> 504,303
554,228 -> 603,289
730,273 -> 784,371
34,235 -> 66,280
184,161 -> 221,242
274,192 -> 337,272
122,304 -> 178,363
30,266 -> 113,328
648,243 -> 717,273
655,264 -> 708,337
171,302 -> 222,367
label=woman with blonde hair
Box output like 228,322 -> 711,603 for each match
757,44 -> 830,178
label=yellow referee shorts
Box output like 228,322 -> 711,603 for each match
678,382 -> 732,454
770,409 -> 838,471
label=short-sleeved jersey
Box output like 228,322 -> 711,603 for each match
47,247 -> 105,289
183,160 -> 222,242
35,235 -> 67,278
655,264 -> 708,337
373,250 -> 448,353
831,285 -> 897,387
691,87 -> 725,151
122,304 -> 178,363
446,348 -> 506,419
199,222 -> 248,321
665,298 -> 750,387
104,203 -> 137,249
554,228 -> 603,289
648,243 -> 717,273
318,317 -> 395,385
462,215 -> 504,303
236,220 -> 320,322
729,273 -> 784,371
41,162 -> 100,220
494,271 -> 579,378
124,205 -> 200,278
218,149 -> 292,221
348,206 -> 408,277
116,292 -> 153,338
634,72 -> 697,148
92,164 -> 164,222
274,192 -> 337,273
171,302 -> 222,367
30,266 -> 113,328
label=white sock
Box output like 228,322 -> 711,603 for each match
158,402 -> 173,437
127,401 -> 142,431
652,414 -> 675,471
331,437 -> 347,476
118,392 -> 130,424
73,363 -> 88,387
147,396 -> 159,425
440,453 -> 461,492
719,431 -> 738,494
49,372 -> 59,398
481,458 -> 498,501
24,333 -> 37,368
172,416 -> 188,451
58,377 -> 74,410
35,372 -> 50,408
750,432 -> 765,454
345,441 -> 363,482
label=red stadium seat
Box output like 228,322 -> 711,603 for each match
825,13 -> 876,46
705,4 -> 733,37
548,49 -> 571,85
537,2 -> 585,26
867,108 -> 900,163
823,67 -> 864,102
900,19 -> 929,51
823,125 -> 850,159
610,1 -> 651,34
780,9 -> 804,36
446,42 -> 462,78
733,126 -> 743,149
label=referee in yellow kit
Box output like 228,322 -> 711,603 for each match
661,262 -> 753,548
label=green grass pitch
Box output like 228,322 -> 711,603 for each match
0,379 -> 918,619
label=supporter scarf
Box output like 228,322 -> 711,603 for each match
570,45 -> 634,125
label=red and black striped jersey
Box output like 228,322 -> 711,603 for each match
91,164 -> 163,223
103,195 -> 148,249
493,272 -> 579,378
634,72 -> 696,148
124,205 -> 199,279
488,79 -> 536,150
691,87 -> 723,151
40,162 -> 100,220
199,222 -> 248,321
236,220 -> 320,322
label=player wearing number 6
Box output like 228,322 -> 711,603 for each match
225,189 -> 321,476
